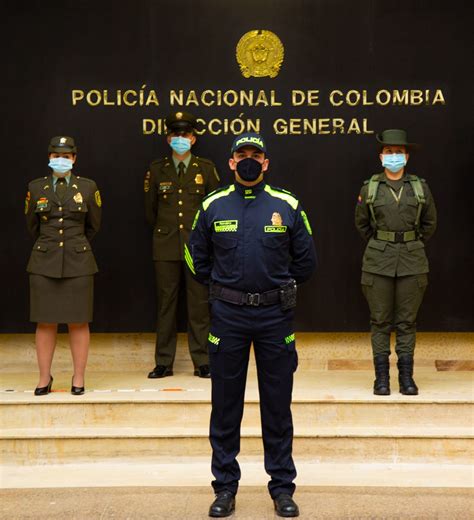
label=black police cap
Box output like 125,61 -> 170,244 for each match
165,111 -> 197,133
48,136 -> 77,153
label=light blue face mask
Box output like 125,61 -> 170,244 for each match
170,136 -> 192,155
48,157 -> 73,175
382,153 -> 406,173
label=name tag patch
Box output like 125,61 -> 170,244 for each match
214,220 -> 238,232
159,182 -> 172,192
264,226 -> 287,233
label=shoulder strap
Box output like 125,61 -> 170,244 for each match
366,174 -> 380,227
408,175 -> 425,204
408,175 -> 426,230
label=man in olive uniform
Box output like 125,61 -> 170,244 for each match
355,129 -> 437,395
145,111 -> 220,378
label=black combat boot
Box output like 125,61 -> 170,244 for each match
373,354 -> 390,395
397,354 -> 419,395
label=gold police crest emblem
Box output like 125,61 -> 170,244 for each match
271,212 -> 283,226
236,30 -> 284,78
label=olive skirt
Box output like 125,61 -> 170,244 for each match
29,274 -> 94,323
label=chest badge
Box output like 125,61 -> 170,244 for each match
271,212 -> 283,226
74,192 -> 83,204
264,212 -> 287,233
195,173 -> 204,185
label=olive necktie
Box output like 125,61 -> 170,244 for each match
56,178 -> 67,202
178,162 -> 185,185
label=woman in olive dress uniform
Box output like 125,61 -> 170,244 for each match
25,136 -> 102,395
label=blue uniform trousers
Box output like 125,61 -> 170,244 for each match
208,299 -> 298,498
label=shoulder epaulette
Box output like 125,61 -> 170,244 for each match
150,157 -> 168,167
29,177 -> 47,185
195,156 -> 215,166
75,176 -> 94,184
202,184 -> 235,211
264,185 -> 299,210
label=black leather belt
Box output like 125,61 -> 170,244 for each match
210,283 -> 280,307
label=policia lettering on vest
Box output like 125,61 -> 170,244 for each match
186,132 -> 317,518
355,129 -> 437,396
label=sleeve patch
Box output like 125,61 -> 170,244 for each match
24,191 -> 30,214
144,171 -> 151,192
301,211 -> 313,235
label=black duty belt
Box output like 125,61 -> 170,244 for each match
375,230 -> 417,243
210,283 -> 280,307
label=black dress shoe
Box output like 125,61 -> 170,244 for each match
194,365 -> 211,378
71,377 -> 85,395
274,494 -> 299,517
209,491 -> 235,517
148,365 -> 173,379
34,376 -> 53,396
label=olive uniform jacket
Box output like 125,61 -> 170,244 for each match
355,172 -> 437,277
144,154 -> 220,261
25,174 -> 102,278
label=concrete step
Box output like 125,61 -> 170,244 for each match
2,370 -> 472,430
2,369 -> 472,467
2,425 -> 472,464
1,459 -> 472,489
1,332 -> 473,372
3,399 -> 473,430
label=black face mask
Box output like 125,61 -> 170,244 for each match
236,157 -> 263,181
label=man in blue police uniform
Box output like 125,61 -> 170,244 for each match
186,133 -> 317,518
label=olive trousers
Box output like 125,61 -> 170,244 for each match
361,272 -> 428,357
154,261 -> 210,368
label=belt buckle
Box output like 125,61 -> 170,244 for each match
246,293 -> 261,306
395,232 -> 404,243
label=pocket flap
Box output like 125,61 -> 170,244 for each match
70,202 -> 89,213
406,240 -> 425,252
34,243 -> 48,252
406,197 -> 419,207
417,274 -> 428,288
188,185 -> 205,195
155,226 -> 170,235
368,239 -> 388,251
212,235 -> 238,249
75,244 -> 92,253
361,272 -> 374,286
262,235 -> 289,249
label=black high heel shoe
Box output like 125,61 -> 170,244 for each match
71,376 -> 85,395
34,376 -> 53,396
